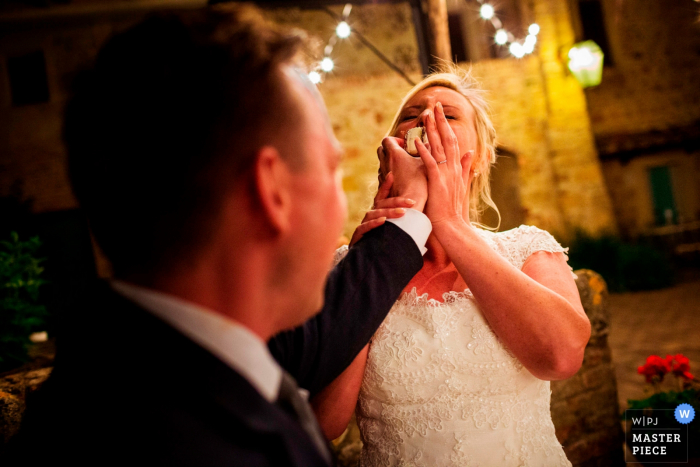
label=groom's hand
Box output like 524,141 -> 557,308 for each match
349,173 -> 416,246
381,137 -> 428,212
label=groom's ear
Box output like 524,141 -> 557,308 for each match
250,146 -> 293,235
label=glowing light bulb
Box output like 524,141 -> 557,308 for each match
568,47 -> 595,67
479,4 -> 495,20
336,21 -> 351,39
308,71 -> 321,84
523,41 -> 535,54
495,29 -> 508,45
509,42 -> 525,58
528,23 -> 540,35
525,34 -> 537,46
321,57 -> 334,72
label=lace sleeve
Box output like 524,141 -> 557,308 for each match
495,225 -> 577,279
332,245 -> 349,268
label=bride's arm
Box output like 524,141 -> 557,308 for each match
413,103 -> 590,381
311,345 -> 368,440
431,220 -> 588,380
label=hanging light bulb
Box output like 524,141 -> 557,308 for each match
568,46 -> 595,67
528,23 -> 540,35
567,41 -> 604,87
495,29 -> 508,45
321,57 -> 334,72
525,34 -> 537,47
523,41 -> 535,54
509,42 -> 525,58
308,71 -> 321,84
336,21 -> 351,39
479,3 -> 495,20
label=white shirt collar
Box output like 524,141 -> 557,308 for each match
110,280 -> 282,402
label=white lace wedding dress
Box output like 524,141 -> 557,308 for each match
335,225 -> 574,467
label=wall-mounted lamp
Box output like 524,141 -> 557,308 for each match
567,40 -> 604,88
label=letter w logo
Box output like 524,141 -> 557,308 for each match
680,410 -> 691,419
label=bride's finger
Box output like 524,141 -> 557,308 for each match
374,197 -> 416,210
461,150 -> 475,176
435,102 -> 459,167
363,208 -> 406,222
374,171 -> 394,207
424,110 -> 445,164
416,139 -> 440,182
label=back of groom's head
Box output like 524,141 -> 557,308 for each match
66,4 -> 307,278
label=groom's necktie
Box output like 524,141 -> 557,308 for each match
276,370 -> 332,465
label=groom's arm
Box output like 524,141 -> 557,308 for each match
268,218 -> 427,397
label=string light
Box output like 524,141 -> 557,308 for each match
320,57 -> 335,72
308,1 -> 544,83
308,71 -> 322,84
309,4 -> 353,84
336,21 -> 351,39
509,42 -> 525,58
473,1 -> 541,58
479,3 -> 495,19
495,29 -> 508,45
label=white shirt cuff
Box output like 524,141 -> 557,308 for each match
386,208 -> 432,255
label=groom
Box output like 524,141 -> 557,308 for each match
6,4 -> 431,466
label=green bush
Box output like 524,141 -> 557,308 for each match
567,231 -> 673,292
0,231 -> 48,372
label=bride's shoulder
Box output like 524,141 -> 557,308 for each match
477,225 -> 570,268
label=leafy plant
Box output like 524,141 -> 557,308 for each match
0,231 -> 48,372
566,231 -> 673,292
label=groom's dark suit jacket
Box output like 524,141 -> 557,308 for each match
5,223 -> 422,466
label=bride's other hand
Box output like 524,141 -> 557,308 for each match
349,172 -> 416,247
380,137 -> 428,212
416,102 -> 474,226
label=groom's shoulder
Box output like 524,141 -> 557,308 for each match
8,281 -> 312,465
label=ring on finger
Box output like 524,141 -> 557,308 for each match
437,160 -> 447,165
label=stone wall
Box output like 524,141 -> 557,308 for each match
579,0 -> 700,139
569,0 -> 700,238
0,14 -> 140,214
601,150 -> 700,237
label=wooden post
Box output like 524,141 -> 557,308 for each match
425,0 -> 451,66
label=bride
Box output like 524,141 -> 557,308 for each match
311,68 -> 591,467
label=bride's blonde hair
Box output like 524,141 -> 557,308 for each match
381,64 -> 500,229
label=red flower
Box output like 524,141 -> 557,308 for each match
667,354 -> 694,381
638,355 -> 670,383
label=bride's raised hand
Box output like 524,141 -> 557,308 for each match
349,172 -> 416,246
416,102 -> 474,226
